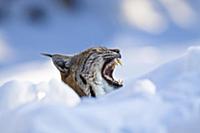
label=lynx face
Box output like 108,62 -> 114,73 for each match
42,47 -> 123,97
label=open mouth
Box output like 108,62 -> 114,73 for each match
102,58 -> 123,88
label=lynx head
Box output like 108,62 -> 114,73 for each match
80,47 -> 123,89
42,47 -> 123,97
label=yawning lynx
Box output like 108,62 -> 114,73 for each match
42,47 -> 123,97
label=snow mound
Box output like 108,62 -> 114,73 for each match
0,79 -> 80,113
144,46 -> 200,100
133,79 -> 156,95
0,46 -> 200,133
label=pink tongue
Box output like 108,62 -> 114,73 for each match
105,66 -> 114,78
105,68 -> 111,76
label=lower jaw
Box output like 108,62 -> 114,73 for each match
103,77 -> 123,88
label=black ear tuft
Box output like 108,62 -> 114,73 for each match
41,53 -> 53,58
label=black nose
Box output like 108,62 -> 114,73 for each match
110,49 -> 120,53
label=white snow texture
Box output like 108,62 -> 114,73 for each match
0,46 -> 200,133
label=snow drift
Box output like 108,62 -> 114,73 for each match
0,46 -> 200,133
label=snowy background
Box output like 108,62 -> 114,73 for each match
0,0 -> 200,133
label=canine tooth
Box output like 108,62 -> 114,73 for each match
116,58 -> 122,66
118,79 -> 123,84
114,59 -> 118,66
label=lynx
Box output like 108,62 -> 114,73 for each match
42,47 -> 123,97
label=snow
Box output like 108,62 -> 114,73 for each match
0,0 -> 200,132
0,46 -> 200,133
0,61 -> 60,86
133,79 -> 156,95
0,79 -> 80,113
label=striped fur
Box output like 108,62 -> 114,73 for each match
43,47 -> 121,97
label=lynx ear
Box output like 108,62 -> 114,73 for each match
53,58 -> 67,72
42,53 -> 71,73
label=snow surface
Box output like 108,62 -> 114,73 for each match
0,46 -> 200,133
0,0 -> 199,132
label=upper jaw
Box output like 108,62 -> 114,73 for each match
103,52 -> 122,62
113,49 -> 122,58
